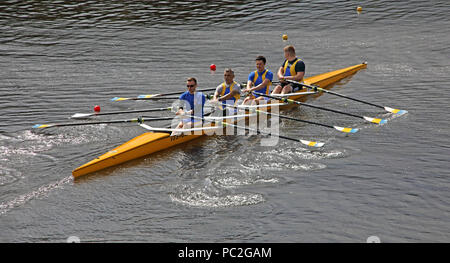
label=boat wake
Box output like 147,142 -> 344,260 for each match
0,176 -> 72,216
22,126 -> 113,148
168,145 -> 349,207
0,130 -> 91,216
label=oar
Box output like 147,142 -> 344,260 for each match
32,117 -> 174,129
285,80 -> 408,115
71,107 -> 174,119
111,87 -> 217,101
253,92 -> 387,125
256,109 -> 358,133
218,102 -> 359,133
111,96 -> 183,101
188,115 -> 325,148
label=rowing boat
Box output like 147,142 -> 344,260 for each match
72,62 -> 367,178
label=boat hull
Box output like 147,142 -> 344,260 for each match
72,62 -> 367,178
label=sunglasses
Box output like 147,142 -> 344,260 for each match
187,84 -> 195,88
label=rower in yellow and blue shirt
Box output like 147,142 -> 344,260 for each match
272,45 -> 305,95
174,77 -> 206,132
212,68 -> 241,115
242,55 -> 274,105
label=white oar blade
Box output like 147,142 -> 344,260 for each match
384,107 -> 408,116
363,116 -> 388,125
334,126 -> 359,133
300,140 -> 325,148
71,113 -> 93,119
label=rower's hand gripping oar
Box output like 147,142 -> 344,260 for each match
285,80 -> 408,116
111,87 -> 218,102
254,92 -> 388,125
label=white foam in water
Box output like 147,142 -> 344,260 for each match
0,134 -> 12,141
169,181 -> 265,208
0,145 -> 38,158
19,130 -> 97,147
170,191 -> 265,208
292,148 -> 347,160
214,175 -> 279,189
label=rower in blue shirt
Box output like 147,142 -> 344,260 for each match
174,77 -> 206,132
242,55 -> 274,105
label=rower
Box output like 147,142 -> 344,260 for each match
271,45 -> 305,95
242,55 -> 274,105
174,77 -> 206,134
212,68 -> 241,116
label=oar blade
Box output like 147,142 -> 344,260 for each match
300,139 -> 325,148
384,107 -> 408,116
71,113 -> 94,119
363,116 -> 388,125
137,94 -> 159,99
32,124 -> 51,129
334,126 -> 359,133
111,97 -> 131,102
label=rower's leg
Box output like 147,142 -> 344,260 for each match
254,96 -> 265,105
271,85 -> 282,95
281,85 -> 293,94
171,121 -> 184,136
242,97 -> 251,105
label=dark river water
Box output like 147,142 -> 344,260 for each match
1,0 -> 449,242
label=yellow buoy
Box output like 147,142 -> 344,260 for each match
282,34 -> 288,41
357,6 -> 363,12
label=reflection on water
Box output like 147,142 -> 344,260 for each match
2,0 -> 449,30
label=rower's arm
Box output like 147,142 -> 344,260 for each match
213,91 -> 220,100
212,86 -> 221,101
283,71 -> 304,82
245,80 -> 253,90
277,67 -> 285,80
250,78 -> 271,92
219,89 -> 239,101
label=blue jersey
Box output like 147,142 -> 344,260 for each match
248,69 -> 273,98
179,91 -> 206,122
